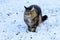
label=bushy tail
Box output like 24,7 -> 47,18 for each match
42,15 -> 48,22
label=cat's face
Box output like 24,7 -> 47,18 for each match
24,6 -> 37,19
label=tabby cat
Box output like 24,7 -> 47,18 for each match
24,5 -> 48,32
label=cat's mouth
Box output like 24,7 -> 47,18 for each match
25,15 -> 31,18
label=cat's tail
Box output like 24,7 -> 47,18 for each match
42,15 -> 48,22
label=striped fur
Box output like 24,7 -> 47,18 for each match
24,5 -> 48,32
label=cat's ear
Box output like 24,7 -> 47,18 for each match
31,6 -> 35,11
24,6 -> 28,9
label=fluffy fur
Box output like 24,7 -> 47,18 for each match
24,5 -> 48,32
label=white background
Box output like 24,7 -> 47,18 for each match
0,0 -> 60,40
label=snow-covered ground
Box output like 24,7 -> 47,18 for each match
0,0 -> 60,40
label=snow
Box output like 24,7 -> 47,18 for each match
0,0 -> 60,40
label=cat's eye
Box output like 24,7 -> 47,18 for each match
25,12 -> 30,15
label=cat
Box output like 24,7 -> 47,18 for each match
24,5 -> 48,32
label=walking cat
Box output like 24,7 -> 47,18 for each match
24,5 -> 48,32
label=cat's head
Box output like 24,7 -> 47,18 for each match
24,6 -> 37,18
